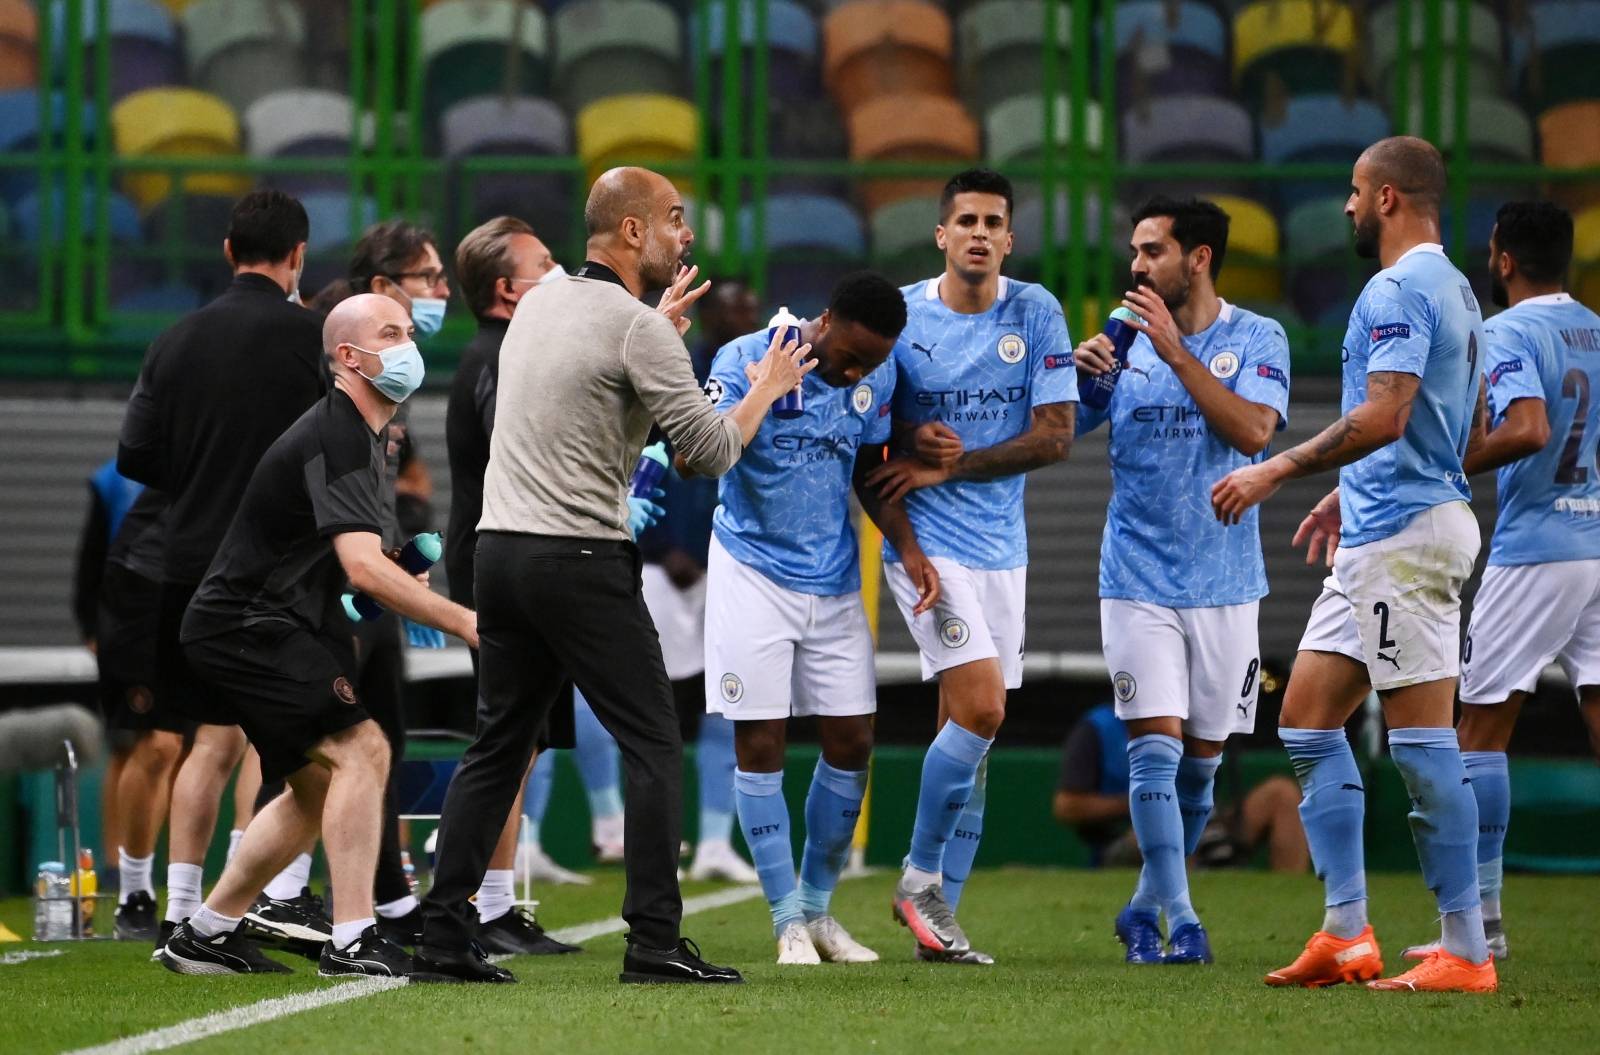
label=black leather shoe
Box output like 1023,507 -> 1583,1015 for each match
620,937 -> 743,985
477,907 -> 582,955
376,907 -> 424,948
411,941 -> 517,984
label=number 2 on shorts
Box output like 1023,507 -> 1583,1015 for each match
1372,601 -> 1397,649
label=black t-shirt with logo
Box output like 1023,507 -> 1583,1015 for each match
182,389 -> 384,644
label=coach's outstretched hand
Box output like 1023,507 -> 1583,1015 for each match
656,264 -> 712,337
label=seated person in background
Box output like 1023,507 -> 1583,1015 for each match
1053,704 -> 1309,873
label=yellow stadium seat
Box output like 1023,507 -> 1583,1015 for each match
847,92 -> 978,213
111,88 -> 251,211
1210,194 -> 1283,303
824,0 -> 954,119
1539,102 -> 1600,213
0,0 -> 38,91
1233,0 -> 1356,105
1574,205 -> 1600,309
575,94 -> 698,190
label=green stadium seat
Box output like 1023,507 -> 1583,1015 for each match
575,93 -> 698,190
1232,0 -> 1357,107
111,87 -> 251,213
0,0 -> 37,91
955,0 -> 1073,115
421,0 -> 549,145
1284,196 -> 1374,327
1397,94 -> 1534,165
869,195 -> 942,286
1538,101 -> 1600,214
1504,761 -> 1600,874
554,0 -> 683,117
182,0 -> 307,116
824,0 -> 954,120
1210,194 -> 1282,304
984,94 -> 1104,171
1368,0 -> 1502,103
847,91 -> 978,213
1512,1 -> 1600,112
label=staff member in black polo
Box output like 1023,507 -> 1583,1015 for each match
415,167 -> 814,985
117,189 -> 328,947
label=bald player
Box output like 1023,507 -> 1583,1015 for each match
162,294 -> 478,978
1212,137 -> 1494,992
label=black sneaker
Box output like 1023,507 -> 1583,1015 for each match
477,907 -> 582,956
150,919 -> 178,961
412,941 -> 517,984
115,891 -> 158,942
158,921 -> 293,975
243,890 -> 333,958
620,937 -> 742,985
319,925 -> 412,977
377,907 -> 424,948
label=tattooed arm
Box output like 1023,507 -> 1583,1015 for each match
1210,371 -> 1419,524
865,402 -> 1076,502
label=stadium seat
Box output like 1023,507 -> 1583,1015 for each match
847,92 -> 977,213
1209,194 -> 1281,304
698,0 -> 818,102
183,0 -> 307,116
1574,204 -> 1600,312
738,192 -> 865,317
1259,95 -> 1388,210
50,0 -> 182,103
139,191 -> 237,300
0,89 -> 97,206
1010,191 -> 1123,284
0,0 -> 36,91
554,0 -> 682,117
1284,196 -> 1371,327
421,0 -> 549,145
1537,101 -> 1600,213
16,186 -> 147,303
1368,0 -> 1502,102
1511,1 -> 1600,112
244,89 -> 354,195
1399,94 -> 1535,165
1113,0 -> 1229,104
681,193 -> 724,258
297,189 -> 378,294
986,94 -> 1103,171
1121,93 -> 1254,198
869,195 -> 942,286
1232,0 -> 1357,107
575,93 -> 697,190
823,1 -> 954,119
110,87 -> 250,212
955,0 -> 1074,115
441,95 -> 573,250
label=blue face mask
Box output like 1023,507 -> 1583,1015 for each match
351,341 -> 426,403
408,296 -> 447,338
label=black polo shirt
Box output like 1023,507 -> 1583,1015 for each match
182,389 -> 385,643
444,317 -> 510,604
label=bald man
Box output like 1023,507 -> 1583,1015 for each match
160,294 -> 478,979
415,167 -> 811,985
1213,136 -> 1495,992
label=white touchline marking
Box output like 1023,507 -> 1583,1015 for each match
2,949 -> 65,965
60,883 -> 776,1055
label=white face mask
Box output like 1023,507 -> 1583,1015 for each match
539,263 -> 567,284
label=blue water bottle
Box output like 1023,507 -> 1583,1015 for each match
629,440 -> 670,498
767,305 -> 804,419
343,532 -> 443,622
1077,306 -> 1144,411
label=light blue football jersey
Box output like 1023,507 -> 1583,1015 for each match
709,330 -> 895,595
1482,292 -> 1600,566
1077,301 -> 1291,607
882,276 -> 1076,570
1338,244 -> 1483,546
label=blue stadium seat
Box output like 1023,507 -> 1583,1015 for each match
50,0 -> 181,102
1511,0 -> 1600,111
554,0 -> 683,116
13,187 -> 142,243
0,89 -> 97,206
441,95 -> 573,250
955,0 -> 1075,115
1113,0 -> 1228,103
739,193 -> 865,318
1121,93 -> 1255,198
182,0 -> 307,115
298,189 -> 379,294
1259,95 -> 1389,211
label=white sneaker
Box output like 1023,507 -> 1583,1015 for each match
592,815 -> 625,864
806,915 -> 879,963
776,920 -> 821,964
514,843 -> 593,886
687,840 -> 759,883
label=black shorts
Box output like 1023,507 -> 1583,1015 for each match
97,565 -> 187,735
183,623 -> 370,782
159,580 -> 236,726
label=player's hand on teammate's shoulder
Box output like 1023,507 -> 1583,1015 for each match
1073,333 -> 1118,375
1210,460 -> 1284,525
655,264 -> 712,337
900,548 -> 941,615
1120,286 -> 1184,364
1290,488 -> 1342,568
865,456 -> 949,503
911,421 -> 963,469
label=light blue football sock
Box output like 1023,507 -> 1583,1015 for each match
1390,727 -> 1488,963
734,768 -> 801,934
573,690 -> 624,820
1281,727 -> 1368,938
941,755 -> 988,913
1461,750 -> 1509,920
697,713 -> 737,844
523,749 -> 556,828
797,759 -> 868,920
1128,734 -> 1197,930
1176,753 -> 1223,856
907,721 -> 993,875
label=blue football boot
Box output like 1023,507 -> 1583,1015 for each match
1114,905 -> 1165,965
1164,922 -> 1214,965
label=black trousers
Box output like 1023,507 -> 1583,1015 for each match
420,532 -> 683,950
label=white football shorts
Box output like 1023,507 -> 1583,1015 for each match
1461,558 -> 1600,703
1101,598 -> 1262,741
885,557 -> 1025,689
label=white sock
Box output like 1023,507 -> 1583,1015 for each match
1482,895 -> 1502,921
1321,899 -> 1369,940
593,813 -> 624,848
375,894 -> 418,919
332,917 -> 374,948
263,853 -> 313,901
226,829 -> 244,861
165,862 -> 203,923
188,904 -> 240,938
903,864 -> 942,890
476,869 -> 514,924
119,848 -> 154,899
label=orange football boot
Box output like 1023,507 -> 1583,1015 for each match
1367,949 -> 1497,992
1264,926 -> 1384,988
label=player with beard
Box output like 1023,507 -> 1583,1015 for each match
1213,136 -> 1494,992
1073,197 -> 1291,965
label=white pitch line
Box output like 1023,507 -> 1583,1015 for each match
61,883 -> 770,1055
2,949 -> 65,965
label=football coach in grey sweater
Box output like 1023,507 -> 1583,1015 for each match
416,167 -> 813,985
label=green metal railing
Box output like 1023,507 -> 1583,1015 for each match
1,0 -> 1596,379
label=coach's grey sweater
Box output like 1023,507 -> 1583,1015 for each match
479,273 -> 743,540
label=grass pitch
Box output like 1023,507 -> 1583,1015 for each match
1,868 -> 1595,1054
